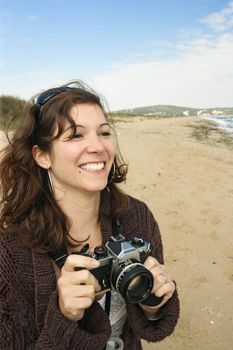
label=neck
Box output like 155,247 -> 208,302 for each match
54,189 -> 101,243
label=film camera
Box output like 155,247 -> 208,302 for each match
76,234 -> 155,304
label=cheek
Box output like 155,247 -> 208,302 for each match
52,145 -> 80,165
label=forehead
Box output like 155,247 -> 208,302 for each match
69,103 -> 107,124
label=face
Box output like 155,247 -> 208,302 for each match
45,103 -> 115,196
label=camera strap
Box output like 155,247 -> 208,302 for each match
105,218 -> 122,316
105,291 -> 111,315
48,242 -> 68,268
111,217 -> 123,238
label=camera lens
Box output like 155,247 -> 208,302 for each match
111,261 -> 153,304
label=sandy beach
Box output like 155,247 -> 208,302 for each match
114,116 -> 233,350
1,116 -> 233,349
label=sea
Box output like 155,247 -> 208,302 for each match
202,115 -> 233,135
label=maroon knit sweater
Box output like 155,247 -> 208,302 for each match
0,193 -> 179,349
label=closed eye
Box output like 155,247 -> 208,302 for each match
100,131 -> 112,136
73,133 -> 83,139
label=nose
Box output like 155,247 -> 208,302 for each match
86,134 -> 105,153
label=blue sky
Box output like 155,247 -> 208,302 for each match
1,0 -> 233,110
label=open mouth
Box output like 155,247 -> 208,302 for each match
79,162 -> 105,172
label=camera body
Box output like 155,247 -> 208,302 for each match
78,234 -> 153,304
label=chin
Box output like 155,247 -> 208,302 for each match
83,181 -> 108,193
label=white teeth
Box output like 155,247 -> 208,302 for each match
80,162 -> 104,171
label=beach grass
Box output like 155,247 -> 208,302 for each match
112,114 -> 233,149
186,119 -> 233,149
111,113 -> 180,124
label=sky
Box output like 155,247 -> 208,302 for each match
1,0 -> 233,111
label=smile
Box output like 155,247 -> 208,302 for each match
79,162 -> 105,172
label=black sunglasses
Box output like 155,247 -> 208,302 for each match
35,86 -> 71,108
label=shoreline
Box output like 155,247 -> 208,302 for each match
200,114 -> 233,136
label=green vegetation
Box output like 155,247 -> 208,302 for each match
0,95 -> 26,130
109,113 -> 136,123
116,105 -> 233,117
187,120 -> 233,149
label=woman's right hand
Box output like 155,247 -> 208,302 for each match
57,254 -> 101,321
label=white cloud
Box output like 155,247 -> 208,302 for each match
92,4 -> 233,110
201,1 -> 233,32
1,2 -> 233,111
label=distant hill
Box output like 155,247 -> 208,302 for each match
1,94 -> 233,132
115,105 -> 233,117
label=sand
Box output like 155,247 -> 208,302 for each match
115,116 -> 233,350
1,116 -> 233,349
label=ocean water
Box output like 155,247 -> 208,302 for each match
203,115 -> 233,135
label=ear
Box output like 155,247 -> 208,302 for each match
32,145 -> 51,169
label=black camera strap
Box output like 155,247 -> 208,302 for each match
111,217 -> 123,238
48,242 -> 68,268
105,218 -> 122,316
103,218 -> 121,350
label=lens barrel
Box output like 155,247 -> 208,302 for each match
111,261 -> 153,304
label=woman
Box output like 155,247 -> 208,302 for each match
0,81 -> 179,350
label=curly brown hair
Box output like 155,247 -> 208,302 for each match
0,81 -> 128,253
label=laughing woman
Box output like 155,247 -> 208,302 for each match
0,81 -> 179,350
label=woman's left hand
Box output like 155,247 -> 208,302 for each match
139,256 -> 176,317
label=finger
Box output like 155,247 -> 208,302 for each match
150,271 -> 173,293
63,254 -> 100,272
59,269 -> 101,292
62,296 -> 94,315
74,269 -> 101,292
155,271 -> 170,286
153,280 -> 176,298
144,256 -> 160,270
72,297 -> 94,309
59,284 -> 96,300
147,265 -> 165,287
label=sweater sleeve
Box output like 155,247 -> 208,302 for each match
0,235 -> 111,350
123,200 -> 180,346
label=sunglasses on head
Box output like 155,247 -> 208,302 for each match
35,86 -> 71,108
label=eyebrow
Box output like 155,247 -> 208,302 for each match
63,122 -> 111,133
74,122 -> 111,129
